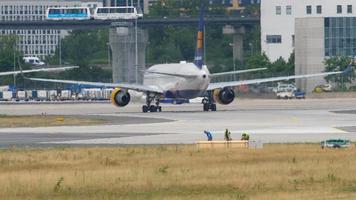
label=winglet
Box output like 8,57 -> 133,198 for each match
342,63 -> 354,75
193,4 -> 205,69
342,54 -> 355,75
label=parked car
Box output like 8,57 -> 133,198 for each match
314,84 -> 332,93
321,139 -> 351,148
23,56 -> 45,66
294,89 -> 305,99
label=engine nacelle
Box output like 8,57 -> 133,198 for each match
213,87 -> 235,105
111,88 -> 131,107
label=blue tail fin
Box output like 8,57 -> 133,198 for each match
193,4 -> 205,69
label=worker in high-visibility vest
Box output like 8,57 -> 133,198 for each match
241,132 -> 250,141
224,129 -> 232,141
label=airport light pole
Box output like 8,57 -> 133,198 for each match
59,35 -> 62,67
229,43 -> 236,81
107,42 -> 111,70
249,42 -> 254,55
135,18 -> 138,84
13,42 -> 16,87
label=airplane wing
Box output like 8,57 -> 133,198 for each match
210,67 -> 267,77
207,70 -> 345,91
0,66 -> 79,76
27,77 -> 164,94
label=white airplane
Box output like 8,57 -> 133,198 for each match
0,66 -> 79,76
28,7 -> 353,113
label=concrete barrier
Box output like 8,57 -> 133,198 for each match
196,140 -> 249,149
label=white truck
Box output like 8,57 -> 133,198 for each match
276,88 -> 295,99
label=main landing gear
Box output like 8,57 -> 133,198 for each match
142,92 -> 162,113
202,91 -> 217,112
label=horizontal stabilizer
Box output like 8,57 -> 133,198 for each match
0,66 -> 78,76
210,67 -> 267,77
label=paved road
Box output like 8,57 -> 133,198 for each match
0,98 -> 355,148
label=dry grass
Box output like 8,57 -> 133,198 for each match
1,144 -> 356,200
0,115 -> 109,128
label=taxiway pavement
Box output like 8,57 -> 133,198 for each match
0,98 -> 355,147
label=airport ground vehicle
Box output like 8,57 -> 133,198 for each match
273,83 -> 297,93
321,139 -> 351,148
93,6 -> 142,20
23,57 -> 45,66
0,66 -> 77,100
46,7 -> 91,20
314,84 -> 332,93
294,90 -> 305,99
276,88 -> 305,99
0,88 -> 112,101
276,89 -> 294,99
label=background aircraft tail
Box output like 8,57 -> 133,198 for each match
193,4 -> 205,69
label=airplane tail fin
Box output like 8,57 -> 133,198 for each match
193,4 -> 205,69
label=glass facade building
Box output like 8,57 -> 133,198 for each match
325,17 -> 356,57
103,0 -> 144,7
0,0 -> 83,59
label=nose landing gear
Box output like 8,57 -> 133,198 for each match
202,91 -> 217,112
142,92 -> 162,113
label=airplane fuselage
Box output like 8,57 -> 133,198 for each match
143,62 -> 210,99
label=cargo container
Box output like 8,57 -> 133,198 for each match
59,90 -> 72,100
47,90 -> 58,101
37,90 -> 48,101
31,90 -> 38,100
2,91 -> 13,101
26,90 -> 33,100
81,88 -> 103,100
102,88 -> 113,99
16,91 -> 27,101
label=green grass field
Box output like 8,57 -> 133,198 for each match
1,144 -> 356,200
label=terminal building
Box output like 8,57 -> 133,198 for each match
261,0 -> 356,92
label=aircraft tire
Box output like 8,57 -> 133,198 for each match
158,106 -> 162,112
149,105 -> 157,112
203,104 -> 209,111
142,105 -> 148,113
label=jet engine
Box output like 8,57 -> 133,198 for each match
213,87 -> 235,105
111,88 -> 131,107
